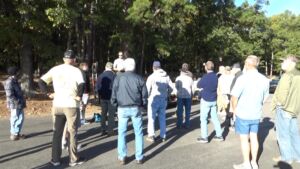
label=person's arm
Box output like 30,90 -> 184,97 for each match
230,95 -> 238,115
273,74 -> 292,106
141,79 -> 148,108
95,74 -> 102,94
146,75 -> 153,97
38,79 -> 48,95
39,69 -> 54,98
230,77 -> 244,115
167,76 -> 174,95
4,80 -> 17,101
110,76 -> 118,107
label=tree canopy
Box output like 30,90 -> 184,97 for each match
1,0 -> 300,92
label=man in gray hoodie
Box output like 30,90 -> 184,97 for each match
146,61 -> 173,142
175,63 -> 194,129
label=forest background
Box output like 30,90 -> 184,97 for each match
1,0 -> 300,97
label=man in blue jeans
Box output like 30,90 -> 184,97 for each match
272,55 -> 300,164
146,61 -> 173,142
231,55 -> 269,169
197,61 -> 223,143
3,66 -> 26,141
175,63 -> 193,129
111,58 -> 148,165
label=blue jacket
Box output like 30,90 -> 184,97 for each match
3,76 -> 26,109
111,71 -> 148,108
96,70 -> 115,100
197,72 -> 218,102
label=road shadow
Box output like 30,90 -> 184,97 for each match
0,142 -> 51,163
141,109 -> 199,163
257,117 -> 274,161
26,129 -> 53,138
273,161 -> 293,169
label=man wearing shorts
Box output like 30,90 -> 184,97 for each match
231,55 -> 269,169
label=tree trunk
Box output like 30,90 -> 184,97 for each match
67,30 -> 72,50
270,51 -> 274,77
20,33 -> 34,97
139,31 -> 145,74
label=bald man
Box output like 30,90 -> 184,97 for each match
231,55 -> 269,169
197,61 -> 223,143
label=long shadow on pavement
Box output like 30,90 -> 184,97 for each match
0,142 -> 52,163
141,110 -> 199,163
257,117 -> 274,161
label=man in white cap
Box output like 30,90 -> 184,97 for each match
146,61 -> 173,142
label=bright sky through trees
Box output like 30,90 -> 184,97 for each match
235,0 -> 300,16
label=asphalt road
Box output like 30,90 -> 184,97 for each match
0,95 -> 300,169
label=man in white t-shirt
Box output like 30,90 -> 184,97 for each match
113,51 -> 126,72
39,50 -> 86,167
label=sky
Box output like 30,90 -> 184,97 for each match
235,0 -> 300,17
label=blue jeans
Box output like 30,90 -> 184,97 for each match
200,99 -> 222,138
118,107 -> 144,160
275,107 -> 300,162
10,108 -> 24,135
147,97 -> 167,138
177,98 -> 192,128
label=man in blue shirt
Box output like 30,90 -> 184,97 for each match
197,61 -> 223,143
231,55 -> 269,169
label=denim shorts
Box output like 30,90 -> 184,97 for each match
235,116 -> 260,134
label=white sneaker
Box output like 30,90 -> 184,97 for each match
251,161 -> 259,169
233,162 -> 252,169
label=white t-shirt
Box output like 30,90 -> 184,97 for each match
41,64 -> 84,108
113,58 -> 125,71
218,74 -> 234,95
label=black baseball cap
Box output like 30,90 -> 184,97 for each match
7,66 -> 18,76
64,50 -> 76,59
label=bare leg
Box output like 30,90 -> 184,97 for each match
250,132 -> 259,168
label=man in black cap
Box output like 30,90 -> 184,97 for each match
3,66 -> 26,141
38,49 -> 86,167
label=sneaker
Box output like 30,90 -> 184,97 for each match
69,157 -> 86,167
233,163 -> 252,169
229,126 -> 235,131
159,137 -> 166,142
146,136 -> 155,143
272,156 -> 293,164
62,144 -> 68,150
18,134 -> 26,139
136,158 -> 144,164
251,161 -> 259,169
100,130 -> 108,136
213,136 -> 224,142
118,157 -> 126,165
77,143 -> 82,150
50,160 -> 61,167
107,131 -> 115,137
10,134 -> 19,141
196,137 -> 208,143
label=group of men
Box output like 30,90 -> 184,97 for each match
3,49 -> 300,168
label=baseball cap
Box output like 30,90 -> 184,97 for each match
280,55 -> 299,63
232,63 -> 241,69
7,66 -> 18,76
153,61 -> 161,68
64,50 -> 76,59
